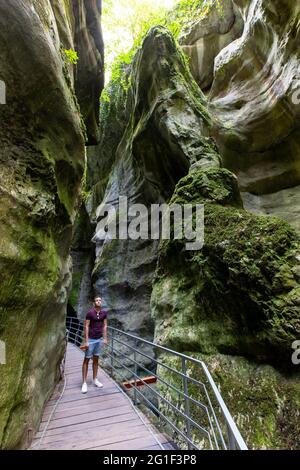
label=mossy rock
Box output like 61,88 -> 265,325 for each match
152,165 -> 300,449
153,166 -> 300,367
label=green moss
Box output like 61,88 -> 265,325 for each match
171,167 -> 243,207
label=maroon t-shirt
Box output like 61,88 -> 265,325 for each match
86,308 -> 107,339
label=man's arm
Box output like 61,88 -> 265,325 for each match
103,318 -> 108,345
85,319 -> 90,345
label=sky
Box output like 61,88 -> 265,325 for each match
102,0 -> 179,82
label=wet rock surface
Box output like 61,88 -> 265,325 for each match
0,0 -> 103,449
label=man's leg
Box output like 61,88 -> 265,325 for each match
82,358 -> 90,384
92,356 -> 99,380
93,355 -> 103,388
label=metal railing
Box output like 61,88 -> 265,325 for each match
66,316 -> 247,451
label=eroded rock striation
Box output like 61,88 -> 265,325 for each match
180,0 -> 300,233
0,0 -> 103,449
210,0 -> 300,231
179,0 -> 244,90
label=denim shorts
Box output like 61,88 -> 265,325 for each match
85,338 -> 103,359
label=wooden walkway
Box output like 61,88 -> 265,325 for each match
30,344 -> 172,450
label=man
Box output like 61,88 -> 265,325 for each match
81,296 -> 108,394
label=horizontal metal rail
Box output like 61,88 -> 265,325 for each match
65,317 -> 247,450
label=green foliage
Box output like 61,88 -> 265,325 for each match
103,0 -> 170,83
103,0 -> 171,73
100,0 -> 224,122
64,48 -> 79,65
109,51 -> 133,88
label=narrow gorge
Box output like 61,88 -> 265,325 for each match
0,0 -> 299,450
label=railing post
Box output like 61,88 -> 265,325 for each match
182,357 -> 192,450
111,328 -> 114,375
75,321 -> 79,346
68,317 -> 73,343
227,424 -> 237,450
133,338 -> 137,406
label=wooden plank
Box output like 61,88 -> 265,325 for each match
41,397 -> 132,422
63,380 -> 112,392
38,422 -> 148,450
29,343 -> 171,451
42,394 -> 127,419
64,375 -> 112,384
37,421 -> 143,447
38,404 -> 133,432
33,411 -> 138,440
41,429 -> 156,451
64,369 -> 110,376
90,434 -> 163,451
163,442 -> 177,450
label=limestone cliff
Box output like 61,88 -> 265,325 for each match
182,0 -> 300,232
86,27 -> 220,352
0,0 -> 103,449
87,9 -> 300,448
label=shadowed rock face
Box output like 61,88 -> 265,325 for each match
72,0 -> 104,145
0,0 -> 103,449
181,0 -> 300,232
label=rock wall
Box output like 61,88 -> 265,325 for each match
180,0 -> 244,90
149,0 -> 300,448
0,0 -> 103,449
72,0 -> 104,145
181,0 -> 300,232
86,27 -> 220,352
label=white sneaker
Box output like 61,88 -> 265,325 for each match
93,378 -> 103,388
81,382 -> 88,394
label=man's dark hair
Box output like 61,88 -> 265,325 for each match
94,295 -> 102,301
